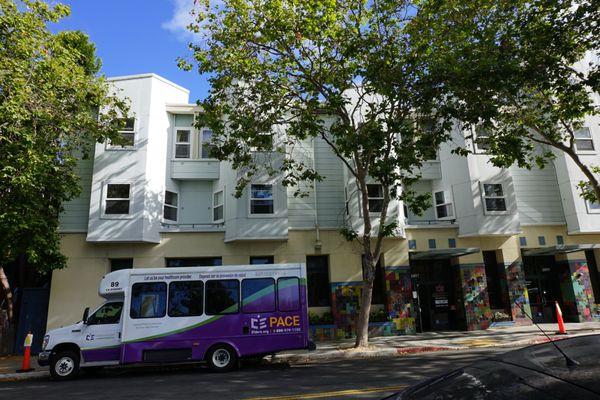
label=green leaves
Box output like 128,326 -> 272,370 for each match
0,0 -> 128,272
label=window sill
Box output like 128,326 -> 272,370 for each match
247,213 -> 277,219
101,214 -> 135,220
106,147 -> 136,151
171,158 -> 219,162
483,210 -> 510,216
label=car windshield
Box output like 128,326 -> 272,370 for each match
86,302 -> 123,325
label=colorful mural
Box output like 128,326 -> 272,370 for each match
458,264 -> 492,330
505,261 -> 532,326
330,282 -> 362,339
564,260 -> 596,322
384,266 -> 416,334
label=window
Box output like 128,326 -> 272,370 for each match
250,184 -> 274,215
307,256 -> 331,307
362,256 -> 386,305
483,251 -> 510,313
482,183 -> 507,213
110,258 -> 133,272
277,277 -> 300,311
434,190 -> 454,219
107,117 -> 135,148
200,129 -> 215,158
575,127 -> 595,152
163,191 -> 178,221
174,128 -> 192,159
165,257 -> 222,267
86,302 -> 123,325
250,133 -> 274,152
105,183 -> 131,215
130,282 -> 167,319
586,198 -> 600,214
168,281 -> 204,317
213,190 -> 224,222
242,278 -> 276,313
367,184 -> 384,213
249,256 -> 274,265
205,280 -> 239,314
474,127 -> 491,153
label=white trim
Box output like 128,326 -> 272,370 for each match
101,181 -> 134,220
248,183 -> 275,217
213,189 -> 225,223
366,183 -> 384,215
163,190 -> 179,222
473,126 -> 491,154
172,126 -> 193,160
108,73 -> 190,94
480,182 -> 509,215
585,199 -> 600,214
574,126 -> 596,154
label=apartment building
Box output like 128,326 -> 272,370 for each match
47,73 -> 600,339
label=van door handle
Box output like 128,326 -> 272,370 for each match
243,326 -> 249,335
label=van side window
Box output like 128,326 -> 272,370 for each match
277,277 -> 300,311
242,278 -> 275,313
87,302 -> 123,325
130,282 -> 167,319
205,280 -> 239,315
169,281 -> 204,317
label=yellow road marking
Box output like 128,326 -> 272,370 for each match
243,384 -> 408,400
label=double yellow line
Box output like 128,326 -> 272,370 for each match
244,384 -> 408,399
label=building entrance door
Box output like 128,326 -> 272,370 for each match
411,259 -> 459,331
523,256 -> 565,323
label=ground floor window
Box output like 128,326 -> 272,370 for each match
362,255 -> 386,305
249,256 -> 274,265
165,257 -> 222,267
483,251 -> 510,314
110,258 -> 133,272
307,255 -> 331,307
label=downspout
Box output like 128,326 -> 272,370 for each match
313,138 -> 321,250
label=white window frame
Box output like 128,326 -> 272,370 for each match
199,128 -> 217,159
585,199 -> 600,214
366,184 -> 384,215
163,190 -> 179,222
473,126 -> 491,154
481,182 -> 509,215
102,181 -> 133,219
106,117 -> 136,150
213,189 -> 225,223
248,183 -> 275,217
574,127 -> 596,154
173,127 -> 193,159
433,190 -> 454,220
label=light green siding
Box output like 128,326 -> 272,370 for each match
59,148 -> 95,232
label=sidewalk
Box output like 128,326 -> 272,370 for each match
1,321 -> 598,381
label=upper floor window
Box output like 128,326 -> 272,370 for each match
367,184 -> 384,213
213,190 -> 224,222
434,190 -> 454,219
574,127 -> 595,152
107,117 -> 135,149
200,129 -> 215,158
163,191 -> 178,221
474,127 -> 491,153
250,184 -> 274,215
104,183 -> 131,215
174,128 -> 192,159
482,183 -> 507,213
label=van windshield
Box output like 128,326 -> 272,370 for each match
87,302 -> 123,325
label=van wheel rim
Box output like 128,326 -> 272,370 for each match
212,349 -> 230,368
56,356 -> 75,376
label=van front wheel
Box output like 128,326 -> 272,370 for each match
206,345 -> 237,372
50,350 -> 80,380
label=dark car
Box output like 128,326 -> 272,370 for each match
385,334 -> 600,400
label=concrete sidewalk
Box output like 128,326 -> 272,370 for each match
1,321 -> 598,381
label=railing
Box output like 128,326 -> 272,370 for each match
161,222 -> 225,230
406,219 -> 456,226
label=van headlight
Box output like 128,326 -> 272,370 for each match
42,335 -> 49,351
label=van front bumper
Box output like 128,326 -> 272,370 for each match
37,351 -> 51,366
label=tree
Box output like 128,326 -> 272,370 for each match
412,0 -> 600,202
0,0 -> 127,326
182,0 -> 449,346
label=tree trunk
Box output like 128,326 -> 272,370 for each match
0,266 -> 13,321
355,277 -> 374,347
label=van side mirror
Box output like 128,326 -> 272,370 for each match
82,307 -> 90,324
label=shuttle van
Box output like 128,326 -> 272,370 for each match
39,263 -> 313,380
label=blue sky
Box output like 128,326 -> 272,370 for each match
51,0 -> 209,102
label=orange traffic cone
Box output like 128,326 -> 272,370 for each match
555,301 -> 567,335
16,332 -> 35,373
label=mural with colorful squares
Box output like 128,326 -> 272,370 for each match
458,264 -> 492,331
505,261 -> 532,326
560,260 -> 596,322
384,266 -> 417,334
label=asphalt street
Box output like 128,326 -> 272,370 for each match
0,348 -> 509,400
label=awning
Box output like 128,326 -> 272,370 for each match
410,248 -> 480,260
522,244 -> 600,257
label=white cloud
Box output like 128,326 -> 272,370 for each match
162,0 -> 197,41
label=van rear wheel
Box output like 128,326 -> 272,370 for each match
206,345 -> 237,372
50,350 -> 80,380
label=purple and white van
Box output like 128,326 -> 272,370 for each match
39,263 -> 314,380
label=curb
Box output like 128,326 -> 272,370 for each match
0,370 -> 49,382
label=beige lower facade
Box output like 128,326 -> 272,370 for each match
48,226 -> 600,338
